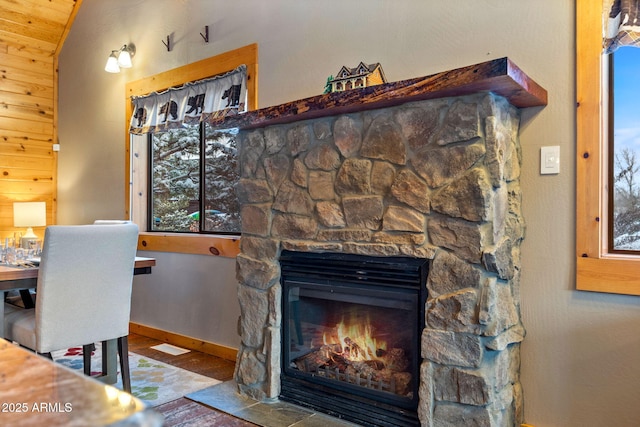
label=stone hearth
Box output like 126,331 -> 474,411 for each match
224,58 -> 546,426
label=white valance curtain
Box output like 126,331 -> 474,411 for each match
605,0 -> 640,53
129,65 -> 247,134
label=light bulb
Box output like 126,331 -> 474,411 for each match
105,51 -> 120,73
117,46 -> 132,68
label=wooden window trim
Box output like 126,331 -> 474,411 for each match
576,3 -> 640,295
123,43 -> 258,257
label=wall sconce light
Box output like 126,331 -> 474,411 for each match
105,44 -> 136,73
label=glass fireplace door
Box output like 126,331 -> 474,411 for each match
280,251 -> 427,426
285,280 -> 419,401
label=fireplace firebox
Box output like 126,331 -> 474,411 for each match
280,250 -> 428,426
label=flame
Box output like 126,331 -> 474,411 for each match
322,316 -> 386,361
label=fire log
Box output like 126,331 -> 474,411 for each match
293,344 -> 339,372
383,348 -> 409,372
350,361 -> 377,378
344,337 -> 366,359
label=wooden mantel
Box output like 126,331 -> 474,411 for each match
214,57 -> 547,130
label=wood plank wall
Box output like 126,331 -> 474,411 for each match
0,0 -> 81,241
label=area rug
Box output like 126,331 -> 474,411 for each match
52,345 -> 221,407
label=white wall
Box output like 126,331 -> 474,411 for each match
57,1 -> 640,426
130,251 -> 240,348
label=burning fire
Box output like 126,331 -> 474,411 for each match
322,317 -> 387,361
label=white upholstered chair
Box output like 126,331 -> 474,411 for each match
3,223 -> 139,392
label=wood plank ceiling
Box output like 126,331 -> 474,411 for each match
0,0 -> 82,238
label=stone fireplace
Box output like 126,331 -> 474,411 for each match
223,58 -> 546,426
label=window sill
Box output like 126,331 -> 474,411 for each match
576,256 -> 640,296
137,232 -> 240,258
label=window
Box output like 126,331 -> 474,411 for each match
609,47 -> 640,252
150,124 -> 240,234
576,2 -> 640,294
125,44 -> 257,257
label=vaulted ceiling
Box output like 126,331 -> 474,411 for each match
0,0 -> 83,233
0,0 -> 81,54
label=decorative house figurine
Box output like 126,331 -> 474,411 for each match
324,62 -> 387,93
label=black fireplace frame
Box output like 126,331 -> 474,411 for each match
279,250 -> 428,427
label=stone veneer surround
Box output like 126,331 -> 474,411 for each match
228,59 -> 546,427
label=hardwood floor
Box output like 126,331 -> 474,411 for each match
127,333 -> 258,427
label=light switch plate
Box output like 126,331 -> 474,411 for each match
540,146 -> 560,175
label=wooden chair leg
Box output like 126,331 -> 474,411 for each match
82,344 -> 93,376
117,336 -> 131,393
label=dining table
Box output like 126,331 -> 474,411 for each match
0,256 -> 156,386
0,337 -> 163,426
0,256 -> 156,284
